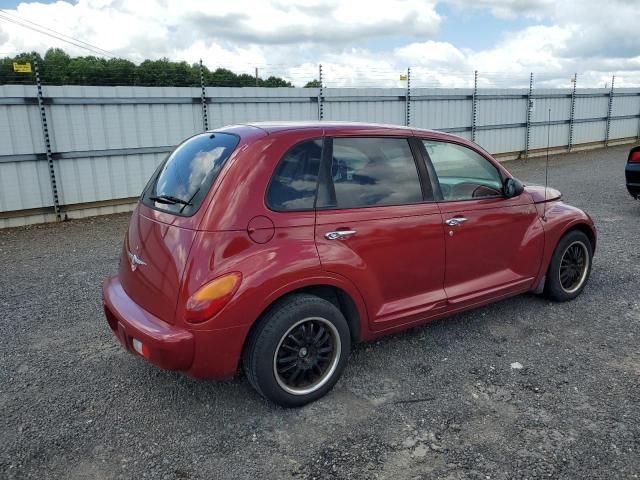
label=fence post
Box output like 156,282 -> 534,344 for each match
199,59 -> 209,131
525,72 -> 534,159
637,90 -> 640,141
318,64 -> 324,121
568,73 -> 577,151
405,67 -> 411,127
604,74 -> 615,147
33,56 -> 61,221
471,70 -> 478,142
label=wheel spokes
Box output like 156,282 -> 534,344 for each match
559,241 -> 588,292
274,318 -> 339,393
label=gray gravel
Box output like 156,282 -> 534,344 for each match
1,144 -> 639,479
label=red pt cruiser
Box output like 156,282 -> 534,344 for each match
103,122 -> 596,407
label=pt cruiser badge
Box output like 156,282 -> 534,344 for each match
126,251 -> 146,271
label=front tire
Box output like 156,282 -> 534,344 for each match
243,294 -> 351,407
544,230 -> 593,302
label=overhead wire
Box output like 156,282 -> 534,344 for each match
0,9 -> 118,58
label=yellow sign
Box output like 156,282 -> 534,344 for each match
399,74 -> 407,81
12,62 -> 32,73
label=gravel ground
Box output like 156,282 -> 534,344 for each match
1,144 -> 639,480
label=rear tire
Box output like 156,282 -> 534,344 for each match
243,293 -> 351,407
544,230 -> 593,302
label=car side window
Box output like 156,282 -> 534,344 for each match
318,137 -> 425,209
267,139 -> 322,211
423,140 -> 503,201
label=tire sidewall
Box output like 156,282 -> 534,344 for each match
546,230 -> 593,301
251,296 -> 351,407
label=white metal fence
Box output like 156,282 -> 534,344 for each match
1,84 -> 639,228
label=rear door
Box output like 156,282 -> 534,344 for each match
420,139 -> 544,306
314,136 -> 447,330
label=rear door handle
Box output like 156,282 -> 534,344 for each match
445,217 -> 468,226
325,230 -> 357,240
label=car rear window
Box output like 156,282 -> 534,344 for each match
143,133 -> 239,216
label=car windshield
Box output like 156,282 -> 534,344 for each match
144,133 -> 239,216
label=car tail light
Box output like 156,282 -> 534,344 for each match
629,151 -> 640,163
185,272 -> 242,323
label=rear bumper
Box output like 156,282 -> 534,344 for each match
102,275 -> 249,379
102,275 -> 194,371
626,163 -> 640,199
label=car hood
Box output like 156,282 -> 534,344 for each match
524,184 -> 562,203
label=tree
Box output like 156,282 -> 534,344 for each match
237,73 -> 258,87
0,51 -> 39,85
0,48 -> 294,87
66,56 -> 107,85
208,67 -> 240,87
304,79 -> 321,88
262,75 -> 293,87
105,57 -> 137,85
42,48 -> 70,84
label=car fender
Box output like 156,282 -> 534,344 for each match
254,272 -> 370,337
179,230 -> 370,335
532,201 -> 597,289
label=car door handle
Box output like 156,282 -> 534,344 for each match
325,230 -> 357,240
445,217 -> 468,226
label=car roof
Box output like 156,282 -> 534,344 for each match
246,121 -> 413,133
215,121 -> 465,143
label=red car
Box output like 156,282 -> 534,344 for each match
103,122 -> 596,407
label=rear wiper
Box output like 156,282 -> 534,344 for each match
149,194 -> 192,206
180,188 -> 200,214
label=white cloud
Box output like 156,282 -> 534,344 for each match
0,0 -> 639,87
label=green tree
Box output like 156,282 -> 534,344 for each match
42,48 -> 70,84
237,72 -> 258,87
0,48 -> 294,87
105,57 -> 136,85
0,51 -> 39,85
262,75 -> 292,87
304,79 -> 321,88
66,56 -> 107,85
207,67 -> 239,87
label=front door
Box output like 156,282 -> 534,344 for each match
314,136 -> 447,329
421,139 -> 544,306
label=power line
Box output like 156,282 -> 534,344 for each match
0,9 -> 117,58
0,8 -> 117,57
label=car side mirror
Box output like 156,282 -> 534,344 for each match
503,177 -> 525,198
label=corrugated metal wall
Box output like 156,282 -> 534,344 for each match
1,84 -> 639,227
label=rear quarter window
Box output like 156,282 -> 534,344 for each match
142,133 -> 239,216
266,139 -> 323,211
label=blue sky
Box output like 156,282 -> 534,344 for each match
436,4 -> 544,50
0,0 -> 637,87
0,0 -> 54,7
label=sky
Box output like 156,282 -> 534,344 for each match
0,0 -> 638,88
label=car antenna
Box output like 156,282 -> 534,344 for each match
543,107 -> 551,221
